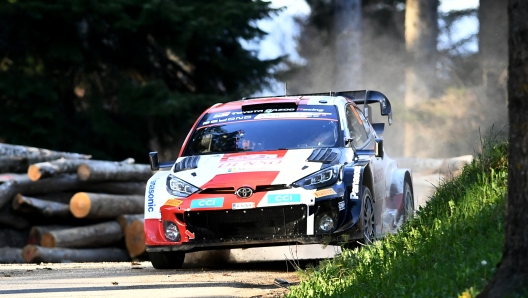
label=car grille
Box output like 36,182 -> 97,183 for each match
183,205 -> 307,241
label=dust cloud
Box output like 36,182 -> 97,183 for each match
281,3 -> 508,159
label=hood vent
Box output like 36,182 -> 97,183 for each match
173,156 -> 200,172
307,148 -> 339,163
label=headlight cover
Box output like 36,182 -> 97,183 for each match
166,175 -> 200,197
292,166 -> 339,190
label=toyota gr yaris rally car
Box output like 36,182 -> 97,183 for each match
145,90 -> 414,269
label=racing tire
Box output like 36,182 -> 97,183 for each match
361,186 -> 376,244
148,251 -> 185,269
396,180 -> 414,226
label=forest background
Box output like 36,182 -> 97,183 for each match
0,0 -> 508,162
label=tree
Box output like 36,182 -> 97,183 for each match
0,0 -> 279,162
478,0 -> 508,102
334,0 -> 362,90
404,0 -> 438,107
403,0 -> 438,157
477,0 -> 528,296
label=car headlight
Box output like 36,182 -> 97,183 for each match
166,175 -> 200,197
292,166 -> 339,190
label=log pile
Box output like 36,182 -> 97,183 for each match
0,143 -> 151,263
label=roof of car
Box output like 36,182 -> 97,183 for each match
207,95 -> 351,113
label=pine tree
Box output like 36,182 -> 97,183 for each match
0,0 -> 279,161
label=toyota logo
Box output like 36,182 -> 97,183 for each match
235,187 -> 254,198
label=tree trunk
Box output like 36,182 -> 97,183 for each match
0,174 -> 146,210
124,218 -> 146,258
12,194 -> 71,217
479,0 -> 508,101
69,192 -> 144,219
0,204 -> 30,230
77,160 -> 151,182
116,214 -> 144,232
404,0 -> 439,157
333,0 -> 362,89
22,245 -> 130,263
0,247 -> 24,263
477,1 -> 528,296
27,158 -> 85,181
27,225 -> 73,245
0,228 -> 29,247
0,173 -> 28,183
0,143 -> 91,173
40,221 -> 123,248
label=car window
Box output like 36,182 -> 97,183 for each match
182,106 -> 340,156
345,105 -> 369,148
354,107 -> 371,135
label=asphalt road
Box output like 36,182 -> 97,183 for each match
0,167 -> 451,298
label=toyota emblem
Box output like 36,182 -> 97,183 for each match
235,187 -> 254,198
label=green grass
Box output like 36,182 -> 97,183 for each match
286,140 -> 508,298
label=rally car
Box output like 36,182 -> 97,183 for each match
145,90 -> 414,269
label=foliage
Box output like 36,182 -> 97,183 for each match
286,137 -> 508,297
0,0 -> 280,161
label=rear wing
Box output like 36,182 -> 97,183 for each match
242,89 -> 393,125
335,90 -> 392,126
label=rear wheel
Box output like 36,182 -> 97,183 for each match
148,251 -> 185,269
396,181 -> 414,227
361,186 -> 376,244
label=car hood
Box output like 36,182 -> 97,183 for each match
172,149 -> 329,190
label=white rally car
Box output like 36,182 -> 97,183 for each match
145,90 -> 414,269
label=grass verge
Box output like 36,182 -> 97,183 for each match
286,139 -> 508,298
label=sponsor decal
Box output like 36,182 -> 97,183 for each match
213,112 -> 230,118
254,112 -> 332,119
338,201 -> 345,211
267,194 -> 301,204
185,230 -> 195,240
164,199 -> 183,207
242,108 -> 296,114
351,166 -> 361,199
297,108 -> 324,112
314,188 -> 337,198
147,179 -> 157,212
202,115 -> 253,125
227,154 -> 277,161
190,198 -> 224,209
232,202 -> 255,210
218,159 -> 282,168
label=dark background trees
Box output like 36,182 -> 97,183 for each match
478,0 -> 528,296
0,0 -> 279,162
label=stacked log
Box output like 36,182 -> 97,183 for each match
0,143 -> 153,263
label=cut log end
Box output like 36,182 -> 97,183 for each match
125,220 -> 146,258
70,192 -> 91,218
40,233 -> 56,248
22,245 -> 39,263
77,164 -> 90,181
27,165 -> 42,181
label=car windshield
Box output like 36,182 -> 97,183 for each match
182,106 -> 340,155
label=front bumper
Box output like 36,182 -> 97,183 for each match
146,234 -> 342,253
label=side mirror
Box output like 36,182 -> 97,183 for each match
149,152 -> 160,171
344,137 -> 354,147
375,138 -> 384,158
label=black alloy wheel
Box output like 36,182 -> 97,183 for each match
361,186 -> 376,244
148,251 -> 185,269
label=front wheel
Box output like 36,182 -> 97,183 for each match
361,186 -> 376,244
148,251 -> 185,269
